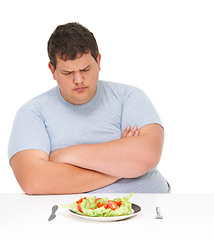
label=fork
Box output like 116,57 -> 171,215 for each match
155,207 -> 163,219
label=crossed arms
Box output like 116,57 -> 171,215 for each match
10,123 -> 164,195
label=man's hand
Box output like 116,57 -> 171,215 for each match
121,126 -> 140,138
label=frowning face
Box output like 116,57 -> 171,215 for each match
49,53 -> 101,105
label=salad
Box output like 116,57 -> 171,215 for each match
62,192 -> 134,217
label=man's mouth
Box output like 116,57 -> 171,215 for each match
74,86 -> 87,92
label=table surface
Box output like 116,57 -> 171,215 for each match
1,193 -> 214,240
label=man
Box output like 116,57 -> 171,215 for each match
8,22 -> 170,194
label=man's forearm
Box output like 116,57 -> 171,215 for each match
34,162 -> 119,194
50,124 -> 164,178
10,150 -> 119,195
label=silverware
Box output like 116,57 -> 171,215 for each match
48,205 -> 58,221
155,207 -> 163,219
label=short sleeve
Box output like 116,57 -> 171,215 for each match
121,87 -> 163,132
8,108 -> 51,162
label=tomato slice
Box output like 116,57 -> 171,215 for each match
95,198 -> 102,202
97,202 -> 104,208
76,197 -> 86,204
77,202 -> 83,213
107,200 -> 118,210
103,204 -> 108,209
116,200 -> 122,206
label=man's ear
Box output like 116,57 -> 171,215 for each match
48,62 -> 56,80
97,53 -> 101,71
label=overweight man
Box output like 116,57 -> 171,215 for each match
8,22 -> 170,194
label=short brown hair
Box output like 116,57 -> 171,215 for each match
47,22 -> 99,69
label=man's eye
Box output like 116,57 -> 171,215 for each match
81,68 -> 90,72
63,72 -> 73,75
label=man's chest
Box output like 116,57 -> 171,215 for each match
43,105 -> 122,151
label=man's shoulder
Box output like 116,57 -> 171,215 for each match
18,86 -> 58,113
100,80 -> 130,89
99,80 -> 144,98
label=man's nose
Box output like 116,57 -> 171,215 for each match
73,71 -> 84,84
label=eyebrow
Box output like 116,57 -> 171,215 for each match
81,65 -> 91,71
61,64 -> 91,74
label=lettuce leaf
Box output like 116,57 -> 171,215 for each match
62,192 -> 134,217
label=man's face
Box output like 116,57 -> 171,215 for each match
49,53 -> 101,105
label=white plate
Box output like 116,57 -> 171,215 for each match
69,203 -> 141,222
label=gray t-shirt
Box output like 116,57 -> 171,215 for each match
8,80 -> 170,193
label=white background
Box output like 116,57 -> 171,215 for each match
0,0 -> 213,193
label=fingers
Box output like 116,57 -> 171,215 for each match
129,126 -> 139,137
133,128 -> 140,136
121,126 -> 131,138
121,126 -> 140,138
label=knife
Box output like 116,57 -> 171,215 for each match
48,205 -> 58,221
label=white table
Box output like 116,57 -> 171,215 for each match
1,193 -> 214,240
